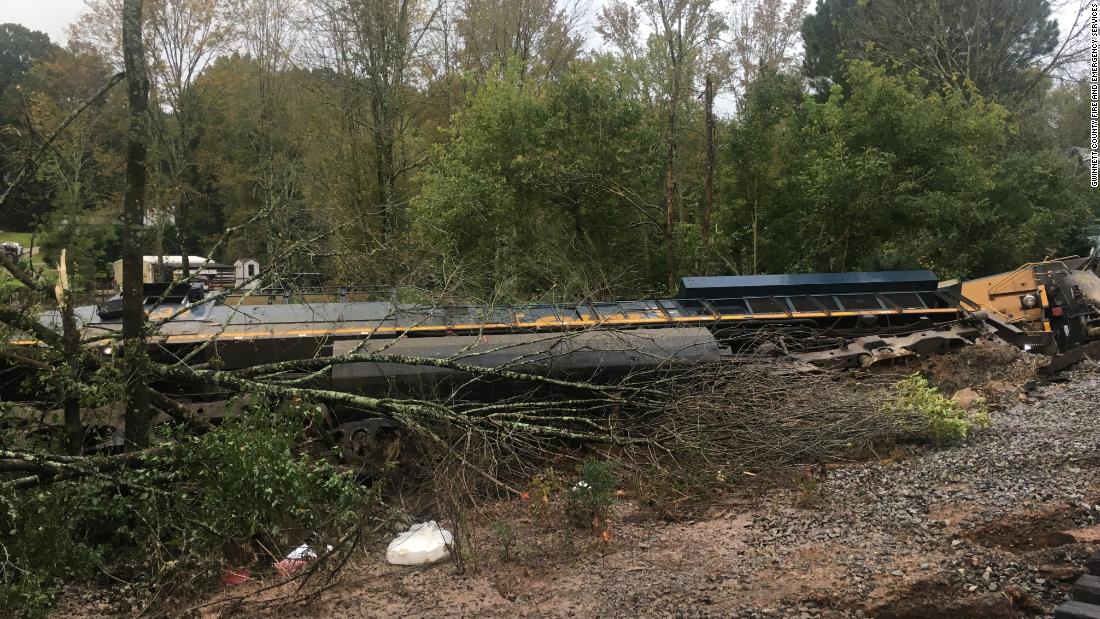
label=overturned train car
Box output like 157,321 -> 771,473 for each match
6,261 -> 1100,448
13,268 -> 978,393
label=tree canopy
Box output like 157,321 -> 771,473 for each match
802,0 -> 1061,101
0,0 -> 1095,297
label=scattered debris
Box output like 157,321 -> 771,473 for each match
269,366 -> 1100,617
924,338 -> 1043,405
221,567 -> 251,587
386,521 -> 454,566
276,543 -> 332,578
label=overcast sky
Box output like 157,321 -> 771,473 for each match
0,0 -> 1090,59
1,0 -> 86,44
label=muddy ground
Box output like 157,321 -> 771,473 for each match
53,348 -> 1100,618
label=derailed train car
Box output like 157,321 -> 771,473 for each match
10,268 -> 977,400
5,261 -> 1100,450
43,268 -> 974,382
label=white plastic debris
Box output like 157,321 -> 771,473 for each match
286,543 -> 319,560
386,521 -> 453,566
276,543 -> 334,578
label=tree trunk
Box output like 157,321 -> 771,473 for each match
703,74 -> 715,265
664,72 -> 680,294
63,396 -> 82,455
57,250 -> 83,455
374,127 -> 398,298
752,177 -> 759,275
122,0 -> 151,448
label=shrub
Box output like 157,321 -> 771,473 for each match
488,520 -> 517,560
168,402 -> 364,567
0,400 -> 368,617
884,374 -> 990,442
564,458 -> 617,528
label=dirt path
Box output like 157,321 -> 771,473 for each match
188,367 -> 1100,619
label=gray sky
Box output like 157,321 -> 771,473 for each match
0,0 -> 86,44
0,0 -> 1090,63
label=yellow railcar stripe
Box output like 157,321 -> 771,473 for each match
157,307 -> 959,344
8,308 -> 960,347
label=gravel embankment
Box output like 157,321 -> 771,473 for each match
190,367 -> 1100,619
713,368 -> 1100,618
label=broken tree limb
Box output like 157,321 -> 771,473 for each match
0,254 -> 52,296
148,362 -> 645,446
238,352 -> 627,398
0,308 -> 64,349
147,389 -> 211,429
0,447 -> 165,490
0,348 -> 48,370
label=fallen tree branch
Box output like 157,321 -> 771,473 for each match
149,362 -> 644,446
147,389 -> 211,429
0,447 -> 165,490
238,351 -> 626,398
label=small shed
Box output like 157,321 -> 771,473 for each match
113,255 -> 214,285
234,258 -> 260,287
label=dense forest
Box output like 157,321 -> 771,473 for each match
1,0 -> 1097,301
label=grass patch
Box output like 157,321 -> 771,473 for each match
0,232 -> 37,248
0,231 -> 56,284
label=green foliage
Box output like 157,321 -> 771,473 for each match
884,374 -> 990,442
3,11 -> 1095,300
564,458 -> 617,527
0,24 -> 55,97
415,65 -> 666,299
488,520 -> 517,560
0,485 -> 103,617
800,0 -> 1059,101
0,402 -> 366,617
163,402 -> 364,564
5,45 -> 125,284
801,0 -> 852,92
720,61 -> 1099,279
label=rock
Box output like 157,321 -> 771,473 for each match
1040,564 -> 1084,581
305,370 -> 1100,617
952,388 -> 986,409
986,380 -> 1018,394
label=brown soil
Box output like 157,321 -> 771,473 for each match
922,338 -> 1043,402
138,496 -> 1096,619
965,504 -> 1082,551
